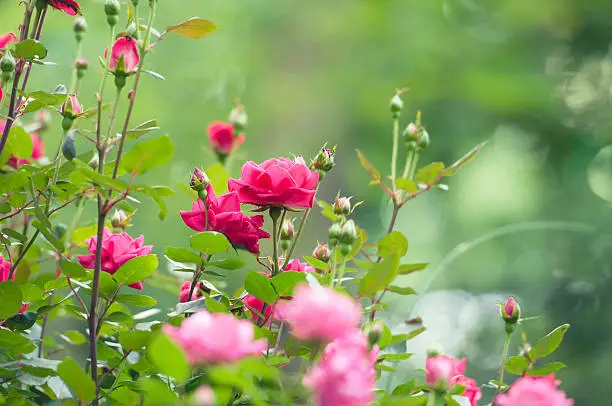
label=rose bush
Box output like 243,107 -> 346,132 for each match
0,1 -> 573,405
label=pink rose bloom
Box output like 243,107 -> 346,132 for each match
48,0 -> 81,16
425,354 -> 467,387
0,255 -> 30,314
194,386 -> 215,406
304,332 -> 378,406
208,121 -> 245,156
284,258 -> 315,273
106,37 -> 140,73
242,293 -> 273,325
0,32 -> 16,49
78,227 -> 153,290
163,310 -> 266,364
451,375 -> 482,406
495,376 -> 573,406
180,185 -> 270,254
228,157 -> 319,208
179,281 -> 204,303
524,374 -> 561,387
277,284 -> 362,342
1,121 -> 44,168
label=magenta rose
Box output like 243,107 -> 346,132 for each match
208,121 -> 245,156
180,185 -> 270,254
179,281 -> 205,303
78,227 -> 153,290
105,36 -> 140,74
228,157 -> 319,208
48,0 -> 81,16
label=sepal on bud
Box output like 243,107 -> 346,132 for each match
1,51 -> 16,74
366,321 -> 383,349
390,91 -> 404,118
310,145 -> 335,178
280,218 -> 294,251
328,223 -> 342,247
110,210 -> 131,231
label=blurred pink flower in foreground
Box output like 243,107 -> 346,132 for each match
78,227 -> 152,290
425,354 -> 467,387
163,310 -> 266,364
303,332 -> 377,406
495,374 -> 573,406
277,284 -> 362,342
451,375 -> 482,406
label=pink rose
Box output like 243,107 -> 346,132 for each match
48,0 -> 81,16
180,185 -> 270,254
303,332 -> 378,406
277,284 -> 362,342
163,310 -> 266,364
0,255 -> 29,315
228,157 -> 319,208
106,37 -> 140,73
425,354 -> 467,387
179,281 -> 204,303
284,258 -> 315,273
0,32 -> 16,50
495,375 -> 573,406
451,375 -> 482,406
2,121 -> 44,168
78,227 -> 153,290
208,121 -> 245,157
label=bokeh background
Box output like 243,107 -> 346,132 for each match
4,0 -> 612,403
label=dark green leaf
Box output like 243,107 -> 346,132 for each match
271,271 -> 307,296
378,231 -> 408,257
190,231 -> 230,254
32,220 -> 65,252
99,271 -> 119,299
208,258 -> 244,270
359,253 -> 400,297
0,281 -> 23,319
113,254 -> 158,286
378,353 -> 413,362
121,135 -> 174,175
529,324 -> 570,359
245,271 -> 278,305
1,228 -> 27,243
166,18 -> 217,39
57,357 -> 95,402
505,356 -> 530,375
148,333 -> 189,381
527,362 -> 566,376
4,312 -> 36,330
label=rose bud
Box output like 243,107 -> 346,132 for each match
311,146 -> 335,177
328,223 -> 342,248
104,0 -> 120,26
390,92 -> 403,117
75,57 -> 88,79
61,94 -> 82,131
501,296 -> 520,325
228,106 -> 248,131
110,210 -> 131,231
332,196 -> 352,217
312,242 -> 331,263
73,16 -> 87,41
280,218 -> 294,251
190,168 -> 210,198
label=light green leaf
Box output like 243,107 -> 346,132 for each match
271,271 -> 307,296
113,254 -> 158,286
148,333 -> 189,381
190,231 -> 230,254
245,271 -> 278,305
395,178 -> 419,193
359,253 -> 400,297
166,18 -> 217,39
303,256 -> 330,272
356,149 -> 381,183
57,357 -> 95,402
14,39 -> 47,60
0,281 -> 23,319
378,231 -> 408,257
205,297 -> 227,313
415,162 -> 445,185
0,126 -> 33,165
121,135 -> 174,175
443,141 -> 488,176
505,356 -> 529,375
386,285 -> 417,295
527,362 -> 566,376
119,330 -> 152,349
116,294 -> 157,307
126,119 -> 160,140
59,259 -> 88,278
165,246 -> 203,264
529,324 -> 570,359
398,263 -> 428,275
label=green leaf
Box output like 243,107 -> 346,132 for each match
415,162 -> 445,185
57,357 -> 95,402
1,228 -> 27,243
166,18 -> 217,39
443,141 -> 488,176
59,259 -> 88,278
317,200 -> 343,223
99,271 -> 119,299
398,263 -> 428,275
168,297 -> 207,316
245,271 -> 278,305
395,178 -> 419,193
390,326 -> 427,345
0,328 -> 36,354
119,330 -> 152,349
143,70 -> 165,80
190,231 -> 230,254
32,219 -> 65,252
387,285 -> 417,295
126,119 -> 160,140
148,333 -> 189,381
5,312 -> 36,330
0,281 -> 23,319
303,256 -> 330,272
529,324 -> 570,359
165,246 -> 203,264
271,271 -> 307,296
205,297 -> 227,313
116,294 -> 158,307
208,258 -> 245,270
23,90 -> 66,113
359,253 -> 400,297
505,356 -> 530,375
120,135 -> 175,175
206,163 -> 229,195
381,395 -> 427,406
356,149 -> 381,183
0,126 -> 33,165
14,39 -> 47,60
63,330 -> 87,345
378,231 -> 408,257
392,380 -> 417,396
112,254 -> 158,286
378,353 -> 413,362
527,362 -> 566,376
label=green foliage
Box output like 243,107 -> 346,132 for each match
113,254 -> 159,286
245,271 -> 278,304
359,253 -> 401,297
57,358 -> 95,402
529,324 -> 570,359
0,281 -> 23,319
148,333 -> 190,381
120,135 -> 175,175
190,231 -> 230,254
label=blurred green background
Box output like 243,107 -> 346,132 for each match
4,0 -> 612,403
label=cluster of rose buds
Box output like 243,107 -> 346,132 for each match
328,195 -> 358,256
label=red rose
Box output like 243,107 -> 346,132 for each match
228,157 -> 319,208
208,121 -> 245,157
48,0 -> 81,16
106,37 -> 140,74
180,185 -> 270,254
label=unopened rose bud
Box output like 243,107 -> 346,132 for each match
339,219 -> 358,245
417,129 -> 430,150
390,92 -> 403,117
366,321 -> 383,348
62,131 -> 77,160
501,296 -> 520,325
190,168 -> 210,194
311,147 -> 335,177
110,210 -> 130,231
280,218 -> 294,251
88,152 -> 99,169
104,0 -> 120,26
403,122 -> 419,143
61,94 -> 82,131
73,16 -> 87,41
75,57 -> 88,79
328,223 -> 342,247
332,196 -> 352,216
229,106 -> 248,131
312,242 -> 330,263
193,385 -> 215,406
1,51 -> 15,75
